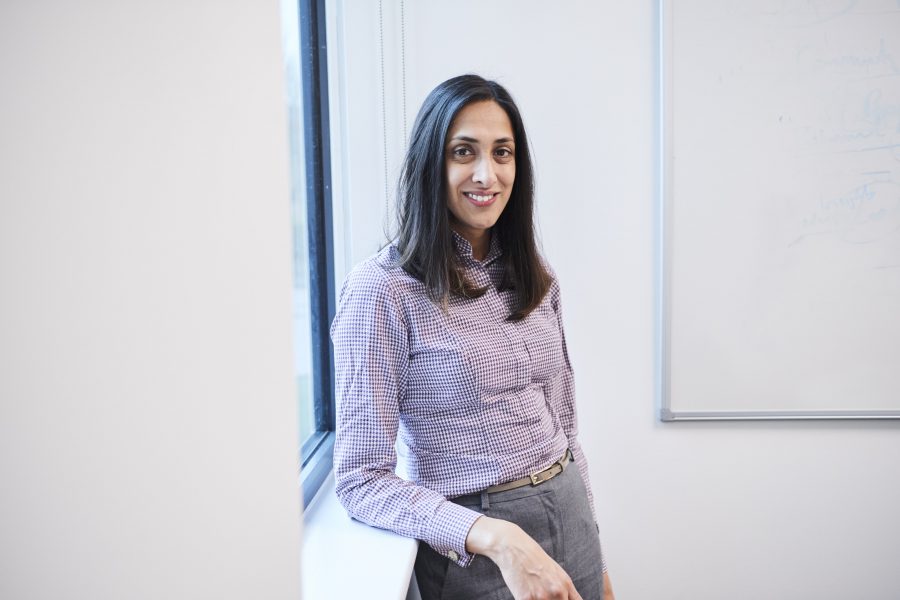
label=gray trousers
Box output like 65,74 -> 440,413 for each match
414,460 -> 605,600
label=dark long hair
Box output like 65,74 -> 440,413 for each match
395,74 -> 550,321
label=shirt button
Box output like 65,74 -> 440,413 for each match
446,550 -> 459,562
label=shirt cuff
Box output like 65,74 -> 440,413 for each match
426,500 -> 483,568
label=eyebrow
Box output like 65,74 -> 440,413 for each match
450,135 -> 515,144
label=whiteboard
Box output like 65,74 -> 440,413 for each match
659,0 -> 900,420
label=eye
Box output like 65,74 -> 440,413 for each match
450,145 -> 474,158
494,147 -> 514,160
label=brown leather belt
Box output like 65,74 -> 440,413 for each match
482,449 -> 573,495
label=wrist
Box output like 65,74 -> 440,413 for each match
464,516 -> 517,559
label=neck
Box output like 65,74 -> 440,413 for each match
453,226 -> 491,261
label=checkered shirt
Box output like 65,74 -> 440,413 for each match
331,232 -> 605,571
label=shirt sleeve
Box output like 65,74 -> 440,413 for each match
547,273 -> 609,574
330,262 -> 482,567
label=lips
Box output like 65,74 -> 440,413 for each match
463,191 -> 499,206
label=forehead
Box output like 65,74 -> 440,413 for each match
448,100 -> 514,140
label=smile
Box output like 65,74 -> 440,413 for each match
463,191 -> 498,205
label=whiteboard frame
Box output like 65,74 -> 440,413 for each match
656,0 -> 900,422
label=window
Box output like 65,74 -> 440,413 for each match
282,0 -> 336,508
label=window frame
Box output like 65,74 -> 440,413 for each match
295,0 -> 336,510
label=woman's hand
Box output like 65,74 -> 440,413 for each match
466,516 -> 583,600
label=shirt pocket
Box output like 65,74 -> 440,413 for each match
404,335 -> 476,417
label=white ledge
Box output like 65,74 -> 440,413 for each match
301,473 -> 419,600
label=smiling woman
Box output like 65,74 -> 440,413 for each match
330,74 -> 615,600
444,100 -> 516,258
392,75 -> 550,322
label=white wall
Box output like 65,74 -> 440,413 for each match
332,1 -> 900,598
0,2 -> 303,599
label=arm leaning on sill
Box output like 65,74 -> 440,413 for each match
302,472 -> 420,600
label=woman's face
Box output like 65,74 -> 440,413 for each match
444,100 -> 516,243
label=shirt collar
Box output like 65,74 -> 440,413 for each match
451,230 -> 502,266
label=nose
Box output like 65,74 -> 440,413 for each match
472,155 -> 497,187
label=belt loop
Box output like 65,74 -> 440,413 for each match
480,490 -> 491,510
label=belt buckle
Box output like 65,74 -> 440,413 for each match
529,464 -> 555,486
529,452 -> 568,487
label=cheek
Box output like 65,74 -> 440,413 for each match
445,165 -> 465,191
503,165 -> 516,188
445,169 -> 463,208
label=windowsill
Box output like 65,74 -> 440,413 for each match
301,472 -> 419,600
